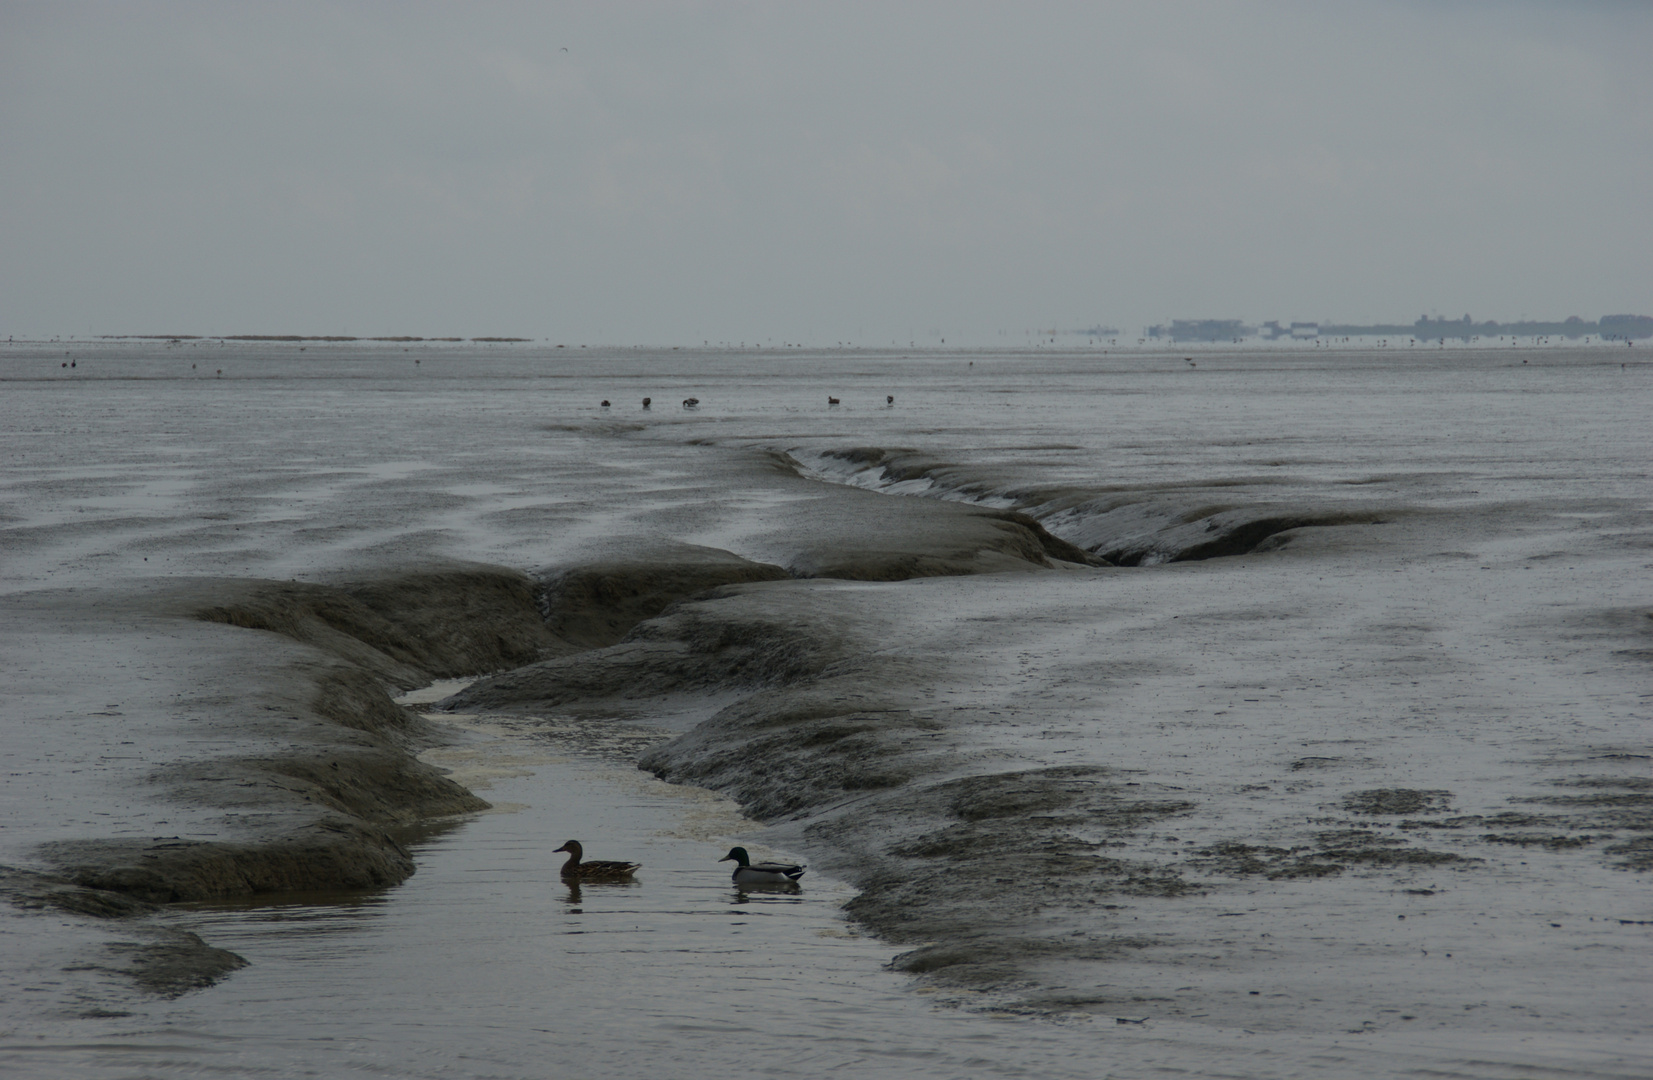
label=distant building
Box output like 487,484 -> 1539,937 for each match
1600,314 -> 1653,340
1147,319 -> 1252,342
1147,313 -> 1649,344
1261,321 -> 1319,339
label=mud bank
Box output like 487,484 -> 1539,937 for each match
2,566 -> 580,994
453,507 -> 1653,1029
791,446 -> 1396,565
39,567 -> 565,898
2,453 -> 1099,1001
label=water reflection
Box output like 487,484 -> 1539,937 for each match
561,878 -> 646,909
730,883 -> 803,901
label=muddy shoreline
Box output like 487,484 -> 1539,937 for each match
4,481 -> 1118,996
11,468 -> 1651,1010
4,345 -> 1648,1069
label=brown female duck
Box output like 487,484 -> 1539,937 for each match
554,840 -> 640,881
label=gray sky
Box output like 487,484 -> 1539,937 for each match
2,1 -> 1648,342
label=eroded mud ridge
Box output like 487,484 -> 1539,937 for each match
790,445 -> 1394,565
7,568 -> 580,993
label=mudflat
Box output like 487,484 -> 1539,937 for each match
2,341 -> 1648,1077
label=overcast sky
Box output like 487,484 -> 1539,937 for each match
2,1 -> 1648,342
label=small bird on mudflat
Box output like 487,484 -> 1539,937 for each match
554,840 -> 639,881
720,846 -> 805,886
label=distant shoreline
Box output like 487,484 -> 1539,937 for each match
95,334 -> 533,343
1147,313 -> 1652,343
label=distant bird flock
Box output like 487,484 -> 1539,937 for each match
597,395 -> 895,410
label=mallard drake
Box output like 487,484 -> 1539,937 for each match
720,846 -> 805,885
554,840 -> 639,881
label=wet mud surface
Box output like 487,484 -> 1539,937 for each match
2,342 -> 1650,1077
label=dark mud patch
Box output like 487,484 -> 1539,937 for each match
627,639 -> 1203,992
0,866 -> 156,919
805,769 -> 1197,989
1192,842 -> 1347,880
537,552 -> 792,649
943,768 -> 1105,821
1100,510 -> 1386,565
2,863 -> 240,999
638,678 -> 946,820
1315,829 -> 1407,847
81,927 -> 248,997
786,511 -> 1100,579
1343,788 -> 1455,815
34,566 -> 552,922
976,510 -> 1112,568
194,566 -> 564,689
1192,832 -> 1473,879
1318,845 -> 1471,867
41,819 -> 416,904
1479,833 -> 1602,850
219,745 -> 487,824
1518,776 -> 1653,869
1387,791 -> 1653,871
891,934 -> 1158,985
1604,837 -> 1653,870
453,595 -> 844,722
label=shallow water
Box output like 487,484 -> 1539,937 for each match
9,716 -> 1645,1080
0,717 -> 1235,1080
2,340 -> 1650,1078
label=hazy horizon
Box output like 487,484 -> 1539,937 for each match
3,2 -> 1649,343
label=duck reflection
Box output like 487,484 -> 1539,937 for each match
730,881 -> 804,903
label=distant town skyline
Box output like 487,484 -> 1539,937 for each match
1142,312 -> 1653,343
16,308 -> 1638,348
